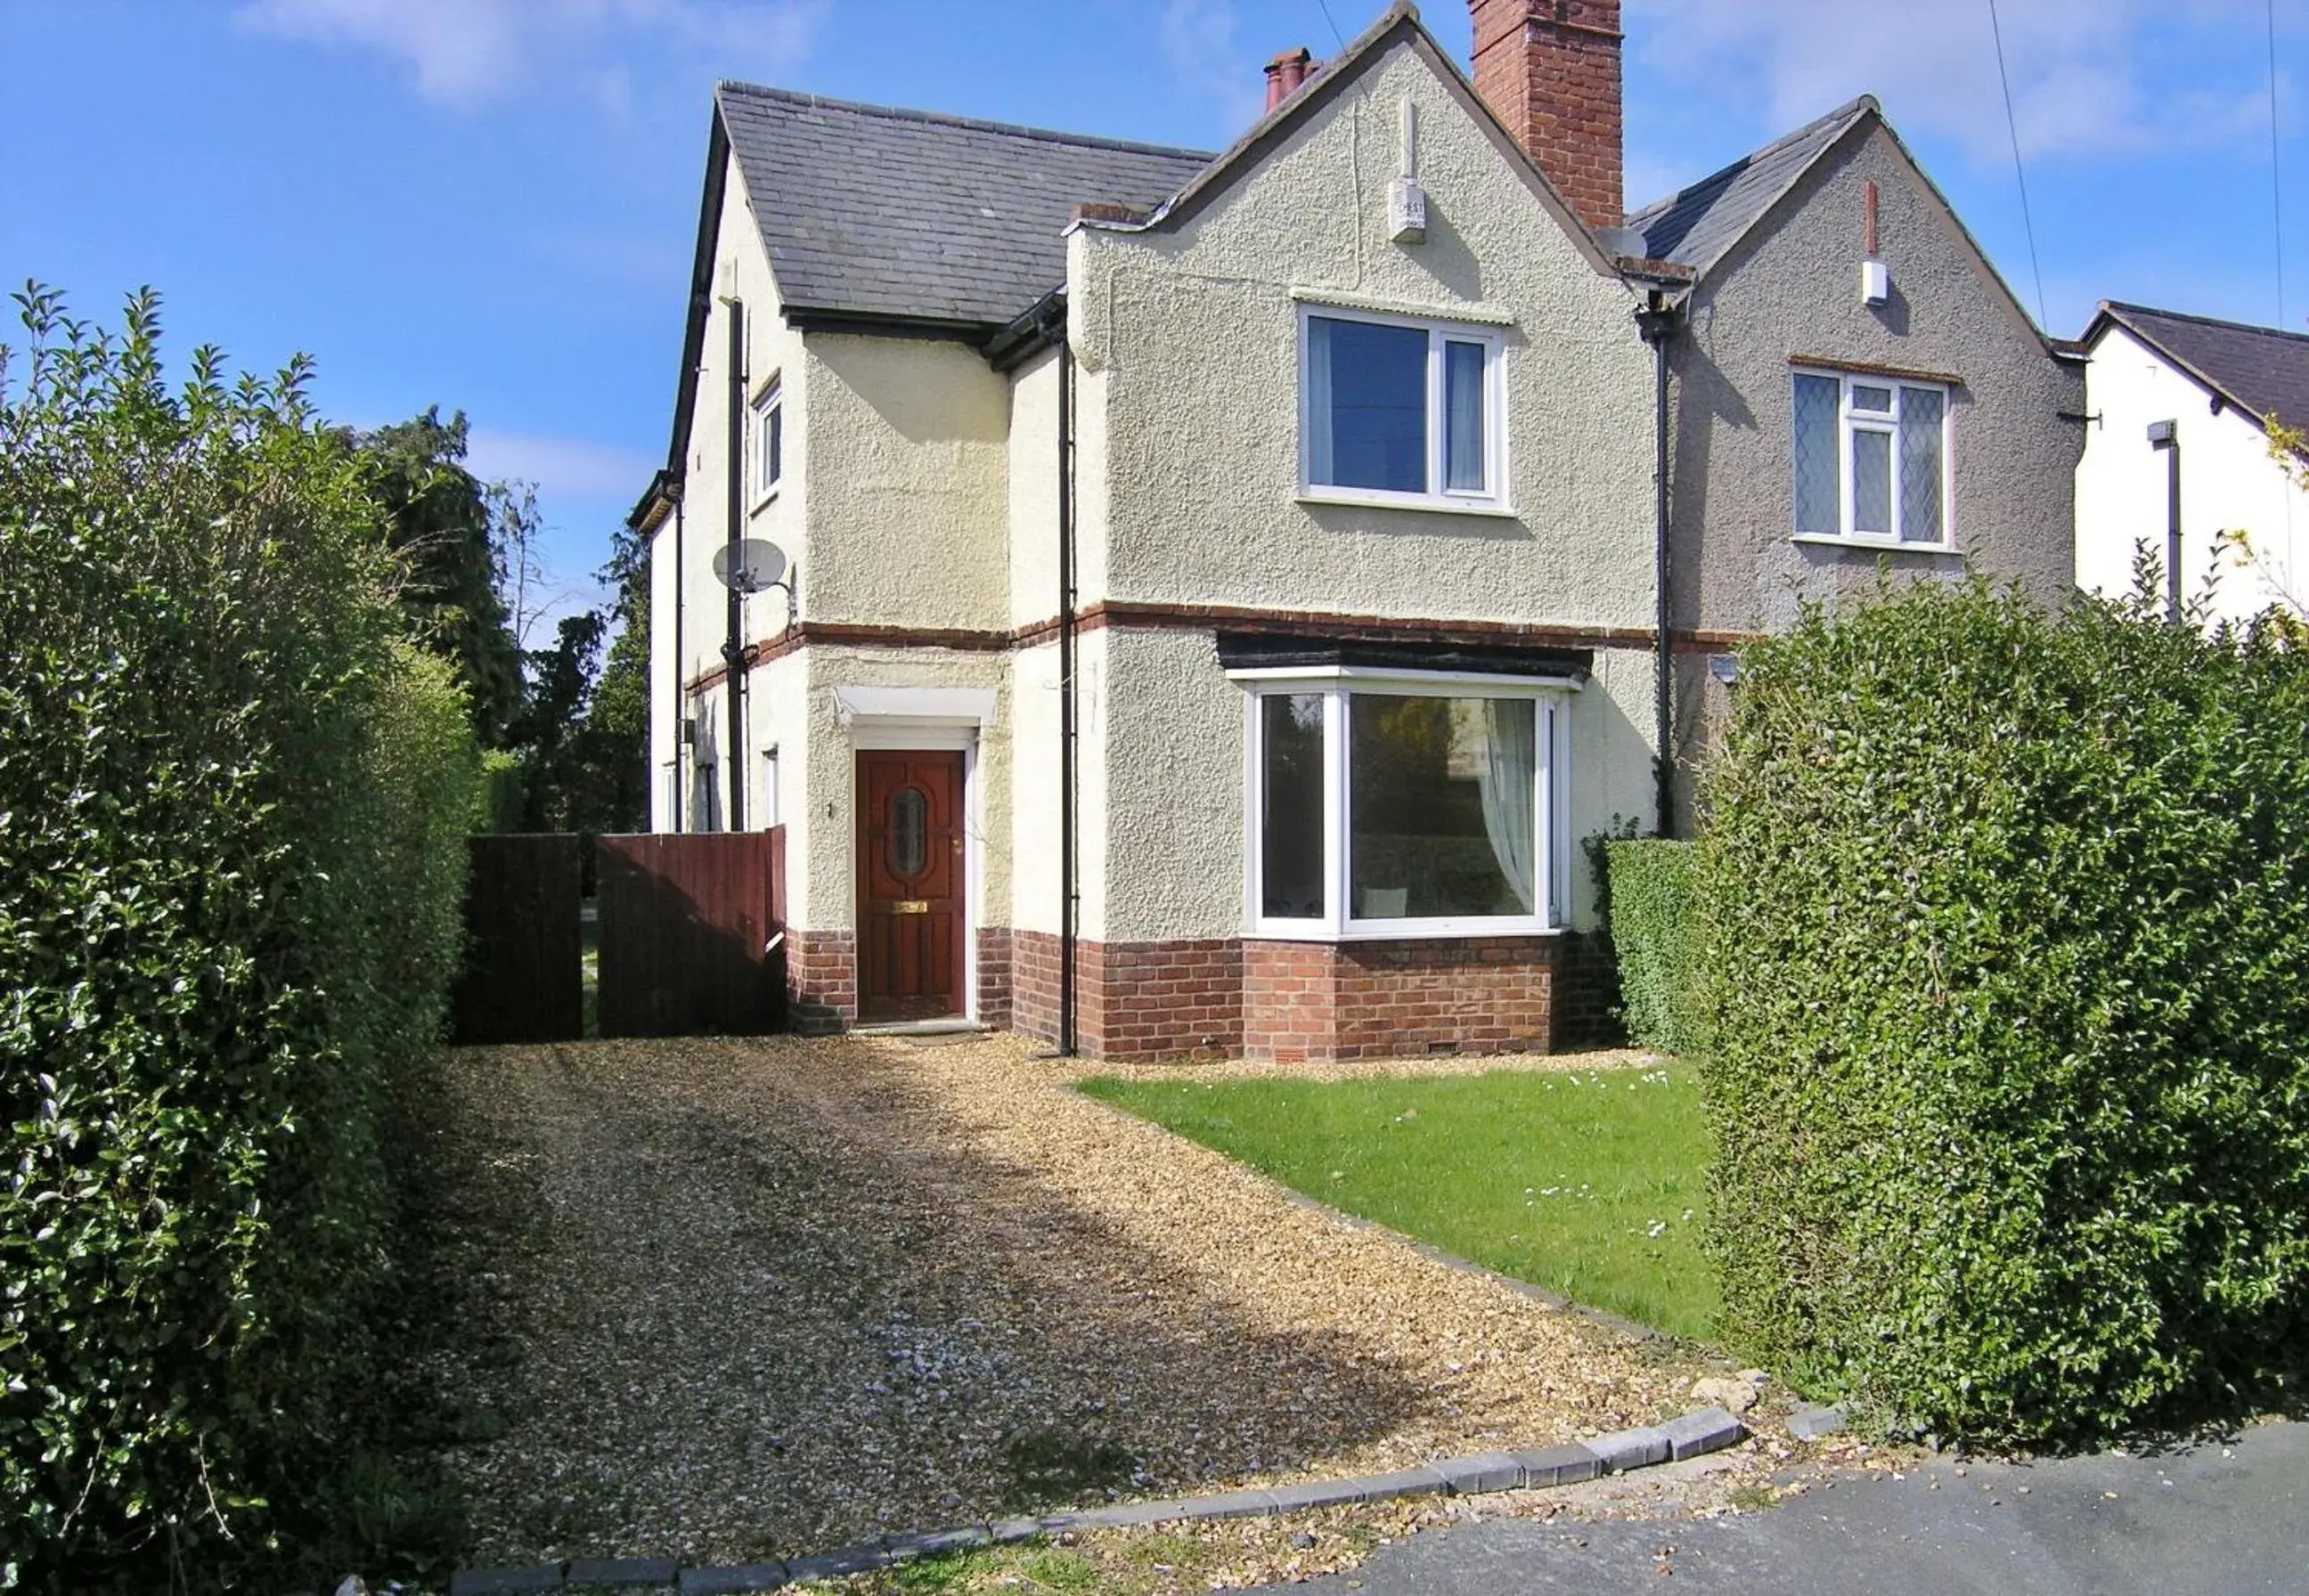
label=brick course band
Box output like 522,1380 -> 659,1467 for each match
447,1407 -> 1747,1592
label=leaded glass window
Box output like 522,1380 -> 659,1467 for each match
1790,370 -> 1952,545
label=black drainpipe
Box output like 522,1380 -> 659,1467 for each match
672,487 -> 686,833
722,297 -> 747,831
1635,293 -> 1682,839
1056,316 -> 1079,1056
2148,419 -> 2182,623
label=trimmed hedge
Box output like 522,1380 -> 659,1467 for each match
1603,839 -> 1698,1054
0,289 -> 477,1587
1696,577 -> 2309,1446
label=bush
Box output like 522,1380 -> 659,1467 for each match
1695,576 -> 2309,1447
473,747 -> 526,833
1603,839 -> 1698,1054
0,288 -> 477,1588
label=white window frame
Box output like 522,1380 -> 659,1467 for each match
1791,367 -> 1954,550
1297,305 -> 1509,514
749,376 -> 783,509
1234,665 -> 1576,941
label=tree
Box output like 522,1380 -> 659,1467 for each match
574,518 -> 650,833
353,409 -> 525,744
497,518 -> 650,836
508,610 -> 606,830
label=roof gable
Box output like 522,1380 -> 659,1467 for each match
717,84 -> 1212,331
1098,1 -> 1617,279
2087,302 -> 2309,436
1629,98 -> 2066,356
1624,97 -> 1873,276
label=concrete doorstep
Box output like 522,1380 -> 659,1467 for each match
445,1406 -> 1748,1595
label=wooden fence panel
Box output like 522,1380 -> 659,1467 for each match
452,833 -> 583,1045
597,829 -> 787,1038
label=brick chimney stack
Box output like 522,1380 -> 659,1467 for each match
1469,0 -> 1624,232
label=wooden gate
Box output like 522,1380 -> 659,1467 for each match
597,829 -> 787,1038
452,833 -> 583,1044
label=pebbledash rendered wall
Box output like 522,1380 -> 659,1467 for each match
1660,117 -> 2085,826
1004,30 -> 1660,1061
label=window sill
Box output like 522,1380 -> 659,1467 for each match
1296,491 -> 1518,519
1248,921 -> 1562,943
749,484 -> 781,517
1791,533 -> 1958,556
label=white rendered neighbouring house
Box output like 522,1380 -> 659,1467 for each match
2074,302 -> 2309,629
632,0 -> 2084,1061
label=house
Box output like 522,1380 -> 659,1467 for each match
2073,301 -> 2309,628
1616,94 -> 2085,824
631,0 -> 2084,1062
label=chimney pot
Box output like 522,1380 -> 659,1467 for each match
1265,45 -> 1316,111
1468,0 -> 1624,232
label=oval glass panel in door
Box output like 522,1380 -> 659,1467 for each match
890,786 -> 929,878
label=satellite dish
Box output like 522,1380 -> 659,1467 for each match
713,538 -> 788,594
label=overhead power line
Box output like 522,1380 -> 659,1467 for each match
1314,0 -> 1347,52
2272,0 -> 2288,328
1987,0 -> 2051,331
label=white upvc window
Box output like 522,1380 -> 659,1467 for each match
1791,369 -> 1951,547
750,377 -> 783,506
1298,305 -> 1506,511
1236,667 -> 1574,940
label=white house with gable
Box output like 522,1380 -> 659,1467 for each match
2076,301 -> 2309,628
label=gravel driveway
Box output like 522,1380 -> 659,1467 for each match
413,1033 -> 1709,1568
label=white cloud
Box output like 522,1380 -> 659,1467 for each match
238,0 -> 828,105
1628,0 -> 2269,167
1161,0 -> 1270,138
464,428 -> 657,500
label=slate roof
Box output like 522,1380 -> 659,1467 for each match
717,83 -> 1213,330
1623,96 -> 1875,275
2093,302 -> 2309,434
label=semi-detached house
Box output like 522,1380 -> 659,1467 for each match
632,0 -> 2084,1061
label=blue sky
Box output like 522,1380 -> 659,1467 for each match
3,0 -> 2302,627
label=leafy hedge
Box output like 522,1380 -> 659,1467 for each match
1696,577 -> 2309,1446
1603,840 -> 1698,1054
0,289 -> 477,1588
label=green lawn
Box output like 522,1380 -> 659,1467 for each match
1078,1063 -> 1717,1340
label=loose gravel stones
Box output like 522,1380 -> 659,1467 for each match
416,1034 -> 1706,1568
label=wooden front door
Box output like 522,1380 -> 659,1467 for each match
857,750 -> 966,1022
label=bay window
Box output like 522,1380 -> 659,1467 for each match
1791,368 -> 1949,546
1301,306 -> 1505,509
1241,670 -> 1571,937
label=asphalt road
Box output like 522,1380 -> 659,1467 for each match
1261,1421 -> 2309,1595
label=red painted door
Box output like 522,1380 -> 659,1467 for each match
857,750 -> 966,1022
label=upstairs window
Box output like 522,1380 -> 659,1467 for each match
1301,308 -> 1504,510
1792,370 -> 1949,546
751,379 -> 783,504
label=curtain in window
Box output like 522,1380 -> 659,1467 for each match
1306,317 -> 1334,486
1445,340 -> 1486,493
1791,374 -> 1840,534
1898,387 -> 1944,542
1476,700 -> 1537,916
